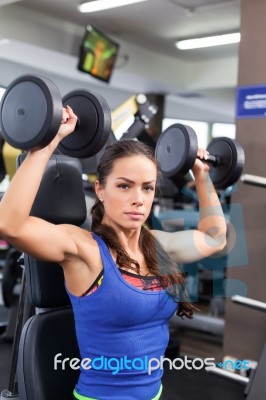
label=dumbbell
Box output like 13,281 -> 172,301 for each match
155,123 -> 245,190
0,75 -> 111,158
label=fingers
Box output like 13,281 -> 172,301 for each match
57,106 -> 78,140
197,148 -> 209,160
61,108 -> 69,124
194,148 -> 210,172
61,106 -> 78,126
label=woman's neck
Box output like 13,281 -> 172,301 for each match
101,219 -> 142,253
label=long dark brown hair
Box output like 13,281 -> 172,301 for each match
91,139 -> 197,319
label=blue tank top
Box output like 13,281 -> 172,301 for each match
66,233 -> 177,400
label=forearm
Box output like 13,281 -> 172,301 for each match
194,170 -> 227,248
0,136 -> 61,237
153,161 -> 227,263
0,106 -> 77,239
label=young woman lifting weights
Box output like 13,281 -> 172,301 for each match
0,106 -> 227,400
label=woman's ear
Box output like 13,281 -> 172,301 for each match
94,180 -> 103,201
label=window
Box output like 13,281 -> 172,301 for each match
0,87 -> 5,101
162,118 -> 209,148
212,123 -> 236,139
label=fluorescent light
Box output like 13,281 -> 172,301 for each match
176,32 -> 241,50
78,0 -> 149,13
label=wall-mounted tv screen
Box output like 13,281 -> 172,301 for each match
78,25 -> 120,83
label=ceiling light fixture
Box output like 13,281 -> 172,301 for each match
176,32 -> 241,50
78,0 -> 149,13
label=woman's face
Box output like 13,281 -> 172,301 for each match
95,155 -> 157,231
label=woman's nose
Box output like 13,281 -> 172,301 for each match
132,200 -> 143,207
131,190 -> 143,206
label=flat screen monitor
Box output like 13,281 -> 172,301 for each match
78,25 -> 120,83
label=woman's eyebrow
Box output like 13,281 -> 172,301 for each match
116,177 -> 156,184
116,177 -> 134,183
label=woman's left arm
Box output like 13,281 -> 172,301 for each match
151,149 -> 227,264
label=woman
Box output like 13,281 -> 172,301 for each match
0,106 -> 227,400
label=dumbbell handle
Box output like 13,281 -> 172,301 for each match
197,153 -> 219,167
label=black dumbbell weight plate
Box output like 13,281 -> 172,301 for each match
155,124 -> 198,179
59,90 -> 111,158
79,130 -> 117,174
0,75 -> 62,150
207,137 -> 245,189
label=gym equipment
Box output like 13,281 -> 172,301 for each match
0,137 -> 6,183
170,311 -> 224,336
80,94 -> 158,175
59,90 -> 111,158
241,173 -> 266,188
2,248 -> 22,309
214,172 -> 266,397
208,295 -> 266,399
0,155 -> 85,400
155,124 -> 245,189
111,94 -> 158,140
0,75 -> 111,158
1,142 -> 21,180
1,253 -> 32,400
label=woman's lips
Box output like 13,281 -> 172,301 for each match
124,212 -> 144,219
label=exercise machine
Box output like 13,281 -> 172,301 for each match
208,295 -> 266,399
206,172 -> 266,399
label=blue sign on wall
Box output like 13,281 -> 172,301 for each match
236,84 -> 266,118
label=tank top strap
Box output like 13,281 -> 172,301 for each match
91,232 -> 116,276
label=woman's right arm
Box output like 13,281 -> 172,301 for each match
0,106 -> 83,263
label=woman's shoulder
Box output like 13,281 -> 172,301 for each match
59,224 -> 102,269
59,224 -> 97,250
149,229 -> 167,240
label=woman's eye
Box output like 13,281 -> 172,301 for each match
118,184 -> 130,190
144,186 -> 154,192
